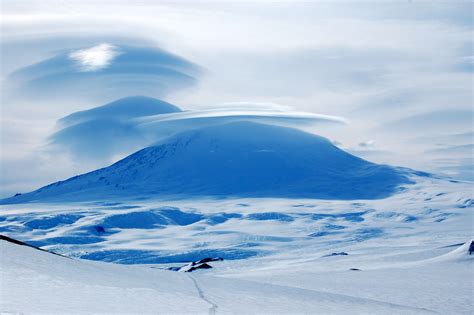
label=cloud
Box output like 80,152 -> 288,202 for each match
345,140 -> 393,162
6,43 -> 200,103
137,105 -> 346,145
1,1 -> 473,195
59,96 -> 181,127
347,149 -> 393,160
48,96 -> 346,163
409,132 -> 474,146
426,144 -> 474,156
49,96 -> 183,161
68,43 -> 121,72
378,110 -> 473,135
49,119 -> 145,161
433,162 -> 474,181
358,140 -> 375,148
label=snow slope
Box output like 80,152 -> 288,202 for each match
0,238 -> 434,314
4,121 -> 412,203
0,174 -> 472,313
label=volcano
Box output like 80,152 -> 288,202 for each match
2,121 -> 412,203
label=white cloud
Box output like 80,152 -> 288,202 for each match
68,43 -> 120,72
46,99 -> 346,165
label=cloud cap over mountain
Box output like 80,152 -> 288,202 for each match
48,96 -> 346,163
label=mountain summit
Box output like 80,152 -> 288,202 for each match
4,122 -> 411,203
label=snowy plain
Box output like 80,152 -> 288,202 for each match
1,175 -> 473,314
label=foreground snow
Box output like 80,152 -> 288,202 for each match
0,176 -> 473,313
0,239 -> 435,314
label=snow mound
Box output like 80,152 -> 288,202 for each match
100,207 -> 203,229
23,214 -> 84,229
3,121 -> 413,203
429,240 -> 474,263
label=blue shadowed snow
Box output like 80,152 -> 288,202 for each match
23,214 -> 84,230
101,211 -> 168,229
29,236 -> 105,246
340,212 -> 368,222
458,199 -> 473,208
80,248 -> 261,264
235,242 -> 262,248
89,202 -> 122,206
322,224 -> 347,230
101,208 -> 204,229
206,213 -> 243,225
374,212 -> 418,222
433,212 -> 458,222
100,205 -> 142,210
308,211 -> 367,222
157,207 -> 204,225
79,225 -> 119,236
0,225 -> 24,233
351,228 -> 385,241
246,212 -> 294,222
309,231 -> 343,238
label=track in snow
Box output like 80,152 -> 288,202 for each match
188,274 -> 219,315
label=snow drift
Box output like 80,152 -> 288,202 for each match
3,121 -> 412,203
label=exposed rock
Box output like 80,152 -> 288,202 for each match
322,252 -> 349,257
167,257 -> 224,272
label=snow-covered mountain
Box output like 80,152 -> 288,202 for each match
1,126 -> 472,312
3,121 -> 412,203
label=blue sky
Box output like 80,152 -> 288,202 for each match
0,0 -> 473,196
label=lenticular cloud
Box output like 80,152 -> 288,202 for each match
7,44 -> 200,102
48,96 -> 346,163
